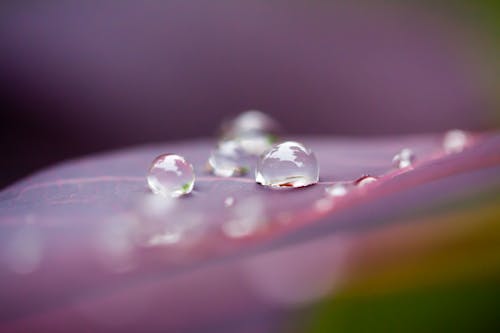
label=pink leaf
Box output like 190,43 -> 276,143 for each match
0,133 -> 498,332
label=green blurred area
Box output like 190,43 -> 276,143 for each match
441,0 -> 500,38
295,188 -> 500,332
428,0 -> 500,125
307,280 -> 499,332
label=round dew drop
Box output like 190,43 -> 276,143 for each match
255,141 -> 319,188
207,139 -> 255,177
221,110 -> 279,139
392,148 -> 415,169
147,154 -> 195,198
443,129 -> 468,153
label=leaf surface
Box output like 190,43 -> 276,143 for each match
0,134 -> 499,332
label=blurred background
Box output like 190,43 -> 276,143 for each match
0,0 -> 499,188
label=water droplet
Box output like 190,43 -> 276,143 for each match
207,139 -> 255,177
255,141 -> 319,188
224,196 -> 235,207
355,175 -> 378,187
443,129 -> 468,153
237,131 -> 277,156
221,110 -> 279,138
147,154 -> 195,197
325,183 -> 348,197
392,148 -> 415,169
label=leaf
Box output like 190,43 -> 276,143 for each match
0,134 -> 499,332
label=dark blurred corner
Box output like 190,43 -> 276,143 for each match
0,0 -> 499,188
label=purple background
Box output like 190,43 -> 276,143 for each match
0,0 -> 496,187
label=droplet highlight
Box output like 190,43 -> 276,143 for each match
224,196 -> 235,207
147,154 -> 195,197
325,183 -> 348,197
355,175 -> 378,187
255,141 -> 319,188
443,129 -> 468,153
392,148 -> 415,169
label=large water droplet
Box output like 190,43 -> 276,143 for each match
255,141 -> 319,188
392,148 -> 415,169
147,154 -> 195,197
207,140 -> 255,177
221,110 -> 279,138
443,129 -> 468,153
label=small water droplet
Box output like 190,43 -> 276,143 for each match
224,196 -> 235,207
392,148 -> 415,169
255,141 -> 319,188
325,183 -> 348,197
147,154 -> 195,197
207,139 -> 255,177
443,129 -> 468,153
221,110 -> 279,138
355,175 -> 378,187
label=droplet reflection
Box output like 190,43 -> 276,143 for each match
222,197 -> 266,238
143,211 -> 204,247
